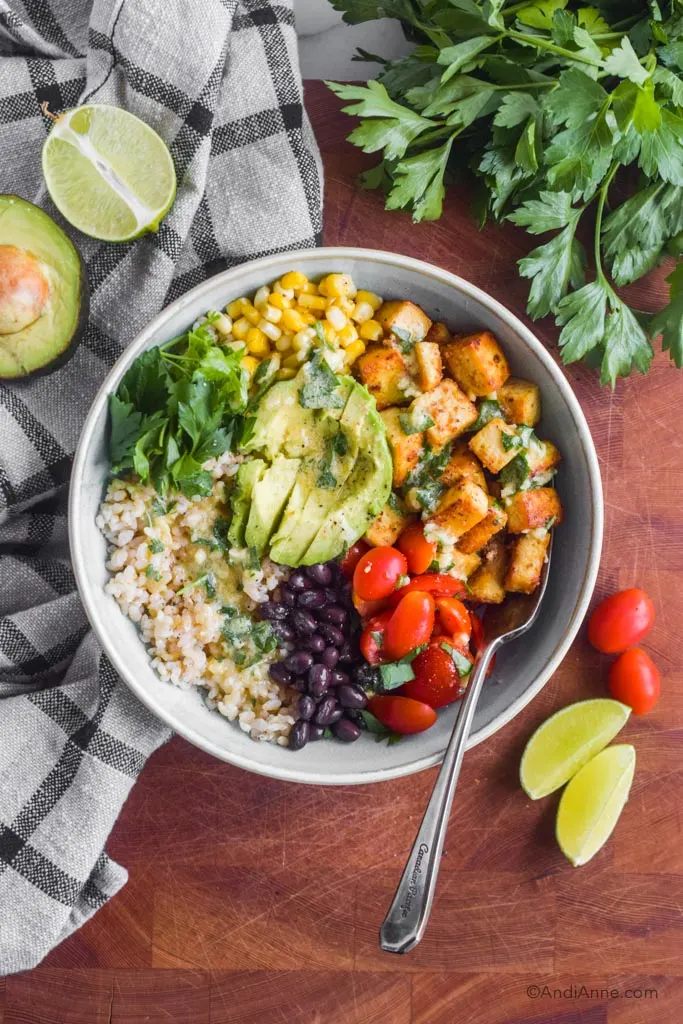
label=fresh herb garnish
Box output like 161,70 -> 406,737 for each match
145,565 -> 162,581
177,573 -> 209,595
299,349 -> 345,409
204,573 -> 217,599
378,643 -> 427,689
212,519 -> 232,552
392,326 -> 415,353
413,479 -> 445,513
251,620 -> 278,654
472,398 -> 502,431
387,492 -> 402,513
359,709 -> 402,745
370,630 -> 384,647
441,641 -> 473,677
399,410 -> 435,435
500,452 -> 531,493
147,538 -> 165,554
222,614 -> 252,643
246,546 -> 261,571
501,431 -> 523,452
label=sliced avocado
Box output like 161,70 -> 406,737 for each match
228,459 -> 266,547
243,375 -> 353,461
245,455 -> 300,555
268,473 -> 316,564
0,195 -> 88,379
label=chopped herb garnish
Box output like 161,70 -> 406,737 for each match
222,614 -> 252,643
359,709 -> 402,745
193,536 -> 221,551
392,326 -> 414,354
332,430 -> 349,457
204,573 -> 217,599
500,453 -> 531,493
177,573 -> 209,595
471,399 -> 502,432
399,410 -> 434,435
314,320 -> 331,350
370,630 -> 384,647
545,515 -> 557,530
145,565 -> 162,581
413,479 -> 444,513
429,559 -> 440,572
441,642 -> 473,678
501,431 -> 523,452
394,574 -> 410,590
298,349 -> 345,409
213,519 -> 231,552
378,644 -> 427,690
147,538 -> 165,554
387,492 -> 402,514
246,546 -> 261,571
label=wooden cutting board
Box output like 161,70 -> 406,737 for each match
6,83 -> 682,1024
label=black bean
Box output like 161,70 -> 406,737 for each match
297,590 -> 327,610
259,601 -> 289,620
269,662 -> 292,687
333,718 -> 361,743
290,609 -> 317,635
338,639 -> 358,663
284,650 -> 314,675
308,723 -> 325,742
308,663 -> 331,698
272,622 -> 294,643
314,695 -> 344,726
330,669 -> 350,687
320,604 -> 347,627
337,683 -> 368,709
288,571 -> 310,591
289,719 -> 310,751
338,581 -> 354,606
322,588 -> 339,605
297,695 -> 316,721
318,623 -> 344,647
320,646 -> 339,669
306,563 -> 333,586
280,586 -> 297,607
302,634 -> 326,654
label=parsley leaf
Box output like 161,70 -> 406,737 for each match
499,452 -> 531,492
440,642 -> 473,677
603,37 -> 650,86
299,350 -> 345,409
399,410 -> 435,434
326,80 -> 436,161
650,262 -> 683,368
518,224 -> 585,318
148,539 -> 165,554
145,565 -> 162,581
471,397 -> 502,430
392,326 -> 414,353
359,709 -> 402,745
386,137 -> 456,222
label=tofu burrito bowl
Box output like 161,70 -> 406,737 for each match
72,249 -> 602,784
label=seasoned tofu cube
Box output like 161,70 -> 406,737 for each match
414,341 -> 443,391
468,417 -> 521,474
527,437 -> 561,479
376,300 -> 432,341
380,407 -> 424,488
505,488 -> 563,534
411,378 -> 477,450
449,548 -> 481,580
506,532 -> 550,594
365,500 -> 415,547
425,321 -> 451,346
442,330 -> 511,396
498,377 -> 541,426
441,441 -> 488,492
457,499 -> 507,554
468,534 -> 507,604
357,346 -> 409,410
426,479 -> 489,541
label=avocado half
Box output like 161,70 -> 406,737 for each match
0,195 -> 88,379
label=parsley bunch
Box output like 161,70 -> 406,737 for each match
327,0 -> 683,387
109,316 -> 249,497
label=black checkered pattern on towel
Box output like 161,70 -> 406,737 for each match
0,0 -> 322,974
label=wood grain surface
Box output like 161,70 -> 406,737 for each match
6,82 -> 683,1023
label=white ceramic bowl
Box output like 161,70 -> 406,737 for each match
70,248 -> 603,785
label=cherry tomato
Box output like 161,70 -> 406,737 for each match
368,694 -> 437,734
397,522 -> 437,575
360,610 -> 393,665
435,597 -> 471,640
352,591 -> 388,621
587,588 -> 655,654
341,540 -> 370,579
608,647 -> 661,715
384,591 -> 435,661
353,546 -> 408,601
402,639 -> 472,709
388,573 -> 467,607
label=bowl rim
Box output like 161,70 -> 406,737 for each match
70,246 -> 603,786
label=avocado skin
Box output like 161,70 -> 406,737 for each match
0,195 -> 89,381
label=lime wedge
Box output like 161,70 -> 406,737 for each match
42,104 -> 176,242
556,744 -> 635,866
520,699 -> 631,800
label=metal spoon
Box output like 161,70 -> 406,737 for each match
379,536 -> 553,955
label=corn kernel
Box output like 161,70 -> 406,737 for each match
296,348 -> 310,363
298,293 -> 326,311
319,273 -> 357,299
282,307 -> 306,333
253,285 -> 270,309
325,305 -> 347,332
232,316 -> 250,341
352,300 -> 375,325
283,353 -> 300,369
227,299 -> 244,319
246,327 -> 270,356
263,352 -> 282,372
213,312 -> 233,338
360,319 -> 383,342
300,311 -> 317,325
269,292 -> 290,311
338,324 -> 359,348
273,279 -> 295,300
322,322 -> 338,347
258,318 -> 281,341
335,296 -> 355,316
242,302 -> 261,326
263,304 -> 282,324
345,340 -> 366,364
241,355 -> 259,379
292,327 -> 314,352
276,367 -> 297,381
281,271 -> 308,290
275,334 -> 293,353
356,289 -> 383,311
297,281 -> 318,294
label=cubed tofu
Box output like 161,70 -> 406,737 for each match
425,321 -> 451,346
441,440 -> 488,491
468,534 -> 507,604
498,377 -> 541,426
380,407 -> 424,488
506,532 -> 550,594
448,548 -> 482,580
427,479 -> 489,541
442,331 -> 511,396
376,300 -> 432,341
365,500 -> 415,547
414,341 -> 443,391
527,437 -> 562,479
411,378 -> 478,450
357,346 -> 408,410
457,499 -> 507,554
505,488 -> 563,534
468,417 -> 521,474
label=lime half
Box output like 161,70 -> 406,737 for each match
556,744 -> 636,866
520,699 -> 631,800
42,104 -> 176,242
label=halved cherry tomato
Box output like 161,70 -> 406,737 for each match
388,573 -> 467,607
401,638 -> 472,709
352,591 -> 388,622
368,694 -> 437,735
341,540 -> 370,579
608,647 -> 661,715
435,597 -> 471,640
353,546 -> 408,601
384,591 -> 435,661
397,522 -> 437,575
360,610 -> 393,665
587,588 -> 655,654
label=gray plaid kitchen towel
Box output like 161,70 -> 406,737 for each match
0,0 -> 322,974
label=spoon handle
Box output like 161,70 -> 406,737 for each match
379,641 -> 498,955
